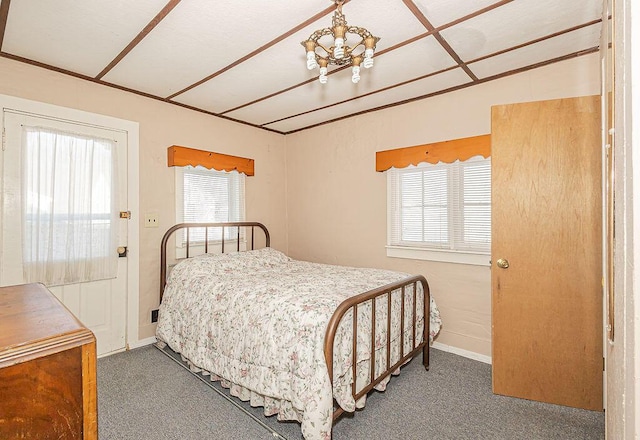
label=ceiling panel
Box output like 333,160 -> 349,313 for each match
225,35 -> 458,126
101,0 -> 327,97
170,19 -> 328,115
412,0 -> 501,28
263,68 -> 471,133
173,0 -> 429,114
2,0 -> 168,77
468,24 -> 601,79
439,0 -> 603,62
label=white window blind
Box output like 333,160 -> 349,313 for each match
22,125 -> 118,285
388,156 -> 491,255
175,166 -> 245,243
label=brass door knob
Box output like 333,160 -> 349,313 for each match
496,258 -> 510,269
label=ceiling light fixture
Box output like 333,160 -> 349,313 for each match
302,0 -> 380,84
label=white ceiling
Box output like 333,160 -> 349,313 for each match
0,0 -> 603,134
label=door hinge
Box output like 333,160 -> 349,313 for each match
2,127 -> 5,151
603,357 -> 606,371
119,211 -> 131,219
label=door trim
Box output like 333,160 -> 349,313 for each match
0,93 -> 140,351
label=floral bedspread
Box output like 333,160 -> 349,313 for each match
156,248 -> 441,440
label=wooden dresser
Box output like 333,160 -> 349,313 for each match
0,283 -> 97,439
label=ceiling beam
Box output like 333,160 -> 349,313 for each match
467,18 -> 602,65
402,0 -> 478,81
220,64 -> 351,116
0,51 -> 284,134
95,0 -> 182,80
260,65 -> 460,127
280,47 -> 599,134
437,0 -> 515,32
258,15 -> 601,129
221,0 -> 515,116
165,1 -> 349,100
0,0 -> 11,51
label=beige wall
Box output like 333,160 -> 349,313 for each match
0,52 -> 602,357
0,57 -> 288,341
285,53 -> 601,357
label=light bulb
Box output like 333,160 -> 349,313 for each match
307,52 -> 318,70
363,48 -> 374,68
351,66 -> 360,84
334,37 -> 345,59
319,66 -> 328,84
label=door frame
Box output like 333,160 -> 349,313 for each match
0,93 -> 140,354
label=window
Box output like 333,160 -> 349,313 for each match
387,156 -> 491,265
175,165 -> 245,246
22,126 -> 119,285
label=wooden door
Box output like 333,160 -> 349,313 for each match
491,96 -> 603,411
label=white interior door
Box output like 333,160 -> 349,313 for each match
1,111 -> 128,356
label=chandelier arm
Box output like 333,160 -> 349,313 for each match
308,27 -> 332,41
315,41 -> 334,56
348,26 -> 378,41
344,36 -> 365,53
343,47 -> 355,58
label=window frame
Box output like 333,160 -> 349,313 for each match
174,165 -> 246,256
386,156 -> 491,266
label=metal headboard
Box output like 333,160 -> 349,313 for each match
159,222 -> 270,302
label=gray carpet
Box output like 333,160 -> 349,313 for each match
97,345 -> 604,439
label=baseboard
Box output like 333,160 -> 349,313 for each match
128,336 -> 157,350
432,342 -> 492,364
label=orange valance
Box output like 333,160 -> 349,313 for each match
168,145 -> 254,176
375,134 -> 491,172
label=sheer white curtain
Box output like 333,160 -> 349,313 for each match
22,126 -> 119,286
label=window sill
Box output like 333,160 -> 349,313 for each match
386,245 -> 490,266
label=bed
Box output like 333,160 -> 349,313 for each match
156,222 -> 441,439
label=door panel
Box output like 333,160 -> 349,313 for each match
1,111 -> 127,356
491,96 -> 602,411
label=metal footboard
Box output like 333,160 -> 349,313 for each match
324,275 -> 430,420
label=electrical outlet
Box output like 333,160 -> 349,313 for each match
144,212 -> 159,228
151,309 -> 159,323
